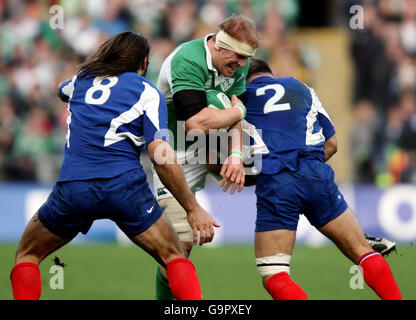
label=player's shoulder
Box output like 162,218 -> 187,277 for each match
277,77 -> 313,99
277,76 -> 308,89
247,76 -> 308,93
117,71 -> 145,83
119,72 -> 155,87
119,72 -> 163,98
171,38 -> 206,66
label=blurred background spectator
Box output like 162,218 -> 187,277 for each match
0,0 -> 415,187
347,0 -> 416,186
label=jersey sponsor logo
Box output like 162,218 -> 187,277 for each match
157,187 -> 168,197
235,73 -> 245,83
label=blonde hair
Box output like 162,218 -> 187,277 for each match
218,14 -> 260,49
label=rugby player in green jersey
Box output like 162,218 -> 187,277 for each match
151,14 -> 260,299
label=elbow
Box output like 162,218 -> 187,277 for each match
329,139 -> 338,155
185,111 -> 210,134
327,141 -> 337,155
185,117 -> 205,133
326,135 -> 337,153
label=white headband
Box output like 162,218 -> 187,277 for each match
215,29 -> 256,57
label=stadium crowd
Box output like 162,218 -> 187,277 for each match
349,0 -> 416,185
0,0 -> 305,183
0,0 -> 415,186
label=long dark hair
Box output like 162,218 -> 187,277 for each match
77,31 -> 150,79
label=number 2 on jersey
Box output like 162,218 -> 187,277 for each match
256,84 -> 291,114
243,84 -> 291,157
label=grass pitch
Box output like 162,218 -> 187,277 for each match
1,243 -> 414,300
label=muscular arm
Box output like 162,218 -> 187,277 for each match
185,107 -> 242,134
323,134 -> 337,162
173,89 -> 243,134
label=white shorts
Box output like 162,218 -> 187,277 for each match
152,150 -> 210,200
158,197 -> 193,242
152,149 -> 209,241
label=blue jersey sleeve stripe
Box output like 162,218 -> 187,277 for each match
59,80 -> 71,102
311,87 -> 335,140
317,113 -> 335,140
141,82 -> 170,144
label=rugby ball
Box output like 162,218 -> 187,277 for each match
206,89 -> 232,110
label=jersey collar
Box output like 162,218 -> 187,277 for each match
204,33 -> 218,75
249,75 -> 275,84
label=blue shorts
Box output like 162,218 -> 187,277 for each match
38,169 -> 163,239
255,159 -> 348,232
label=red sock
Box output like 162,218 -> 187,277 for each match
265,272 -> 308,300
10,262 -> 42,300
167,258 -> 202,300
358,251 -> 402,300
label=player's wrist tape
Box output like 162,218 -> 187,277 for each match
230,150 -> 244,161
235,103 -> 246,120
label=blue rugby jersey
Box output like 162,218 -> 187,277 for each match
57,72 -> 169,181
245,76 -> 335,175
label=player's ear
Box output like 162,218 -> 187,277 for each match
212,35 -> 222,52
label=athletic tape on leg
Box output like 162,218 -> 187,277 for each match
256,253 -> 291,277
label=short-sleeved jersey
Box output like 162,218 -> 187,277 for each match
58,72 -> 169,182
245,76 -> 335,175
157,34 -> 250,150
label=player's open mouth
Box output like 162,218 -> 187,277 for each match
228,64 -> 238,72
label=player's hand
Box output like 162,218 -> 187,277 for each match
219,154 -> 245,194
231,94 -> 243,106
187,206 -> 221,246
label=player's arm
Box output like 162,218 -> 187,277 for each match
219,96 -> 246,194
173,90 -> 245,134
193,66 -> 248,134
170,55 -> 245,134
309,85 -> 337,162
323,134 -> 337,162
148,140 -> 220,245
319,114 -> 336,162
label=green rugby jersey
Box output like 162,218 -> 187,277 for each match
157,34 -> 250,150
